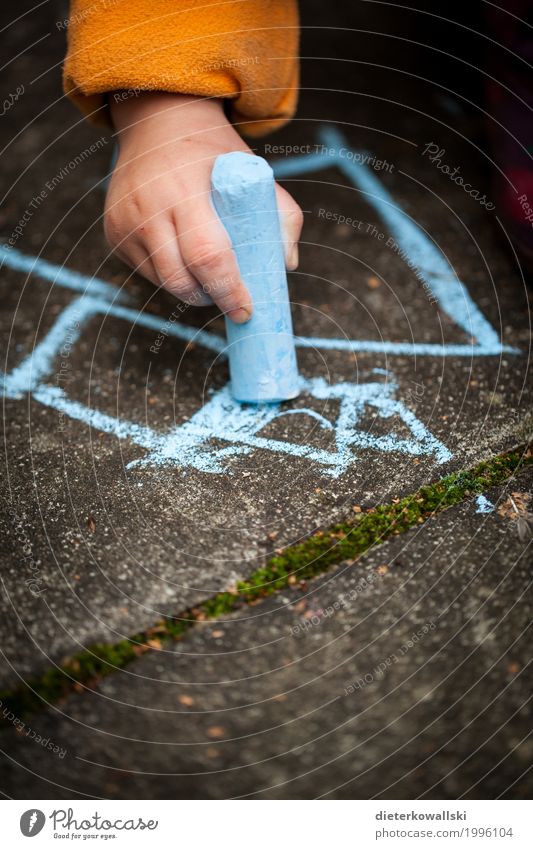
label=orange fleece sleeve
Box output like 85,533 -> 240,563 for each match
63,0 -> 299,137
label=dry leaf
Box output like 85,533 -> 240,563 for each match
498,492 -> 531,520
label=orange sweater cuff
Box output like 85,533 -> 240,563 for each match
63,0 -> 299,137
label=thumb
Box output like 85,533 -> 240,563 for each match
275,183 -> 304,271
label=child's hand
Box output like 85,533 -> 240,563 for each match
105,92 -> 303,323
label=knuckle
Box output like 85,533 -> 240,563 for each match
104,189 -> 143,247
103,209 -> 122,248
152,258 -> 174,283
185,238 -> 222,274
204,276 -> 234,298
163,272 -> 196,296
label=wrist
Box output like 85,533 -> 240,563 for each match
109,91 -> 227,139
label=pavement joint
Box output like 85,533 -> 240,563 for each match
1,442 -> 531,724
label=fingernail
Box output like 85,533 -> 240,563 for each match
227,306 -> 252,324
287,242 -> 299,271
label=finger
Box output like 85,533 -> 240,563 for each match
104,199 -> 160,285
177,203 -> 252,323
274,183 -> 304,270
144,221 -> 213,306
114,239 -> 159,286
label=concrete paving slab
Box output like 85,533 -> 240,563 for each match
0,3 -> 531,806
0,467 -> 531,799
1,9 -> 531,688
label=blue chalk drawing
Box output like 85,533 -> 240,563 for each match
128,374 -> 451,475
273,127 -> 518,358
0,127 -> 520,476
475,495 -> 495,514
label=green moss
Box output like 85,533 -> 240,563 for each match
1,444 -> 530,721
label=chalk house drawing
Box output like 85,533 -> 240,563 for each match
0,128 -> 518,476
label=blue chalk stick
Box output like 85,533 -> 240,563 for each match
211,152 -> 300,403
